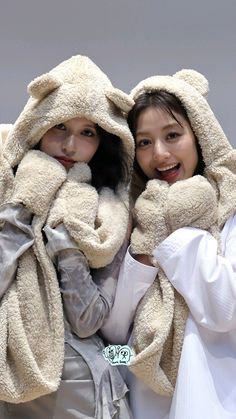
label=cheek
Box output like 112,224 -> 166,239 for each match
184,141 -> 199,175
79,139 -> 100,162
191,147 -> 199,174
39,137 -> 48,153
136,150 -> 150,171
39,136 -> 57,156
93,138 -> 100,155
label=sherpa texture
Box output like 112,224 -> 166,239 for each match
128,69 -> 236,396
0,125 -> 14,206
46,162 -> 97,228
3,55 -> 134,172
0,124 -> 12,145
47,163 -> 129,268
65,185 -> 130,268
0,153 -> 66,402
130,176 -> 218,395
131,69 -> 236,227
0,55 -> 134,402
11,150 -> 67,216
131,176 -> 218,255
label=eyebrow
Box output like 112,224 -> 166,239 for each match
84,123 -> 96,129
136,121 -> 180,136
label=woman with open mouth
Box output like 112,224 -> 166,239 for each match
101,69 -> 236,419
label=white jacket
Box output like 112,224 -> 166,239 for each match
102,212 -> 236,419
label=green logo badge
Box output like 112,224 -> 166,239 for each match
102,344 -> 134,365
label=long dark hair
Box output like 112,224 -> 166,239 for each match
127,90 -> 205,200
34,125 -> 128,192
89,125 -> 128,192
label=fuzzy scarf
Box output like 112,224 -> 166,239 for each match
0,152 -> 129,403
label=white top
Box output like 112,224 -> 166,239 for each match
102,213 -> 236,419
101,247 -> 158,344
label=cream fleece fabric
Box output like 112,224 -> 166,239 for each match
130,176 -> 218,395
46,162 -> 98,229
3,55 -> 134,172
11,150 -> 67,216
0,55 -> 134,402
0,124 -> 12,145
131,69 -> 236,227
67,185 -> 129,268
47,163 -> 129,268
0,125 -> 14,208
128,69 -> 236,396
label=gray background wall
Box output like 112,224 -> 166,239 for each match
0,0 -> 235,145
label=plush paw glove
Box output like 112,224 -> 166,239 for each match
10,150 -> 67,216
131,179 -> 170,255
167,175 -> 218,231
131,175 -> 218,256
46,162 -> 98,231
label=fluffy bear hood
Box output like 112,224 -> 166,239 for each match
130,69 -> 236,226
4,55 -> 134,180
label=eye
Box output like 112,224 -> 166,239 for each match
54,123 -> 66,131
81,129 -> 96,137
136,138 -> 151,148
166,132 -> 180,140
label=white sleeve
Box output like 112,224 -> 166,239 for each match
153,218 -> 236,332
101,246 -> 158,344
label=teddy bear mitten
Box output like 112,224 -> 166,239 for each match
10,150 -> 67,216
167,175 -> 218,232
131,179 -> 170,255
46,162 -> 99,231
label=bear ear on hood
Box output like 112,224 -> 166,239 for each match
27,73 -> 62,100
106,88 -> 134,114
174,69 -> 209,97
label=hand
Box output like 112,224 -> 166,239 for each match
10,150 -> 67,216
43,224 -> 78,263
131,179 -> 170,255
167,175 -> 218,231
131,175 -> 218,256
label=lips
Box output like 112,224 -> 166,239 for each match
55,156 -> 75,168
156,163 -> 180,183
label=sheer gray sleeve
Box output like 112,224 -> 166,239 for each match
44,224 -> 128,338
0,203 -> 34,299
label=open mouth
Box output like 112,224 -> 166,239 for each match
156,163 -> 180,182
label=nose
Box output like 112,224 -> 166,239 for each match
153,140 -> 170,162
61,134 -> 77,156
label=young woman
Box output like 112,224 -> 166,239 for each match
101,69 -> 236,419
0,55 -> 134,418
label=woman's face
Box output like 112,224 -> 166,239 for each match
40,117 -> 100,170
135,106 -> 198,183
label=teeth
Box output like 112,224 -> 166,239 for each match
157,164 -> 177,172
